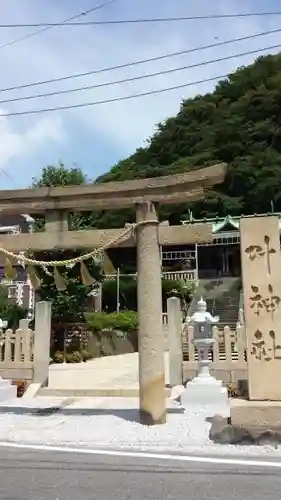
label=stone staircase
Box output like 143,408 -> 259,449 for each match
187,277 -> 241,330
182,277 -> 241,361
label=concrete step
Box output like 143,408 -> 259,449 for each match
39,387 -> 172,398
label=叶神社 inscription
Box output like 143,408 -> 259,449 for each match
241,216 -> 281,400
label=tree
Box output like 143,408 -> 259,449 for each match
32,164 -> 103,321
31,163 -> 87,187
92,52 -> 281,225
0,286 -> 28,329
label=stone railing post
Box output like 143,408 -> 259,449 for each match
136,201 -> 166,425
33,301 -> 52,386
19,318 -> 30,329
167,296 -> 183,387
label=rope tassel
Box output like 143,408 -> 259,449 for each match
53,267 -> 67,291
27,265 -> 41,290
80,261 -> 95,286
4,258 -> 17,280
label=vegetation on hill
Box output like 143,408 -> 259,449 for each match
94,53 -> 281,226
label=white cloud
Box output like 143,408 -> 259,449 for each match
0,0 -> 279,182
0,110 -> 63,168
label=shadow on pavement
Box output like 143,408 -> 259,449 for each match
0,405 -> 184,423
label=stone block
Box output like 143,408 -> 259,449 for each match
209,414 -> 253,444
0,378 -> 17,402
231,399 -> 281,429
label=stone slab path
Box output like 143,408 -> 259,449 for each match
47,353 -> 170,392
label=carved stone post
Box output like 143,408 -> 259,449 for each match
136,201 -> 166,425
33,301 -> 52,386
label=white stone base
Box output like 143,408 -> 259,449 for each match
0,377 -> 17,402
181,375 -> 228,408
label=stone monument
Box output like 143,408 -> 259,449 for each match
230,215 -> 281,431
240,215 -> 281,400
181,298 -> 228,407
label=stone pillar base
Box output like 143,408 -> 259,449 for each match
181,375 -> 228,407
0,377 -> 17,402
230,399 -> 281,428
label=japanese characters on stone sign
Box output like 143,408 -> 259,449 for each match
245,234 -> 281,361
249,284 -> 281,317
251,329 -> 281,361
245,235 -> 276,275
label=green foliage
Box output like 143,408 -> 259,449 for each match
53,351 -> 65,363
92,53 -> 281,224
65,350 -> 82,363
81,349 -> 93,362
101,277 -> 193,312
85,310 -> 138,333
0,286 -> 28,329
32,164 -> 103,320
31,163 -> 87,187
162,279 -> 195,302
32,163 -> 97,231
102,277 -> 136,311
36,250 -> 103,321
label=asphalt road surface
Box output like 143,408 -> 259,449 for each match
0,447 -> 281,499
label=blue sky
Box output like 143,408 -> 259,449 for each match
0,0 -> 280,188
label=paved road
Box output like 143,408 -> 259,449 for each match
0,447 -> 281,499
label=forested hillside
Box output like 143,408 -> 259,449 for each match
94,53 -> 281,228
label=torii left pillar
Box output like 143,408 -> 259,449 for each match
136,201 -> 166,425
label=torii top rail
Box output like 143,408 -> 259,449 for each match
0,163 -> 226,252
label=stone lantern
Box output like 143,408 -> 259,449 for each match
181,298 -> 228,408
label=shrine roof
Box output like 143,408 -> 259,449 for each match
181,212 -> 281,234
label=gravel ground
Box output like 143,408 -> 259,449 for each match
0,397 -> 281,457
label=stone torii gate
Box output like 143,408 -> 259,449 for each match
0,163 -> 226,424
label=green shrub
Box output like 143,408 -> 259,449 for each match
162,279 -> 195,303
85,310 -> 138,333
65,351 -> 82,363
84,312 -> 111,332
53,351 -> 65,363
81,349 -> 93,362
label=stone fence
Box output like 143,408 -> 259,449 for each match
0,326 -> 33,380
164,296 -> 247,385
0,301 -> 51,385
182,324 -> 247,384
105,270 -> 197,282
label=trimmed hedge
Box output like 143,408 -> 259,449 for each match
85,310 -> 138,333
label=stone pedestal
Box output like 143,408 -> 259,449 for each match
181,339 -> 228,408
136,202 -> 166,425
0,377 -> 17,402
181,374 -> 228,407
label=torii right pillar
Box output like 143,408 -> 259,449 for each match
136,201 -> 166,425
